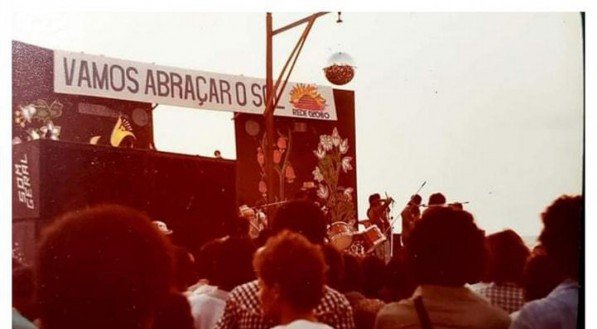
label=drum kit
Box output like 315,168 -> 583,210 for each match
240,201 -> 388,256
327,221 -> 387,256
239,181 -> 469,258
327,183 -> 427,257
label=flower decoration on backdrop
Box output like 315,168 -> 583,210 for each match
312,127 -> 356,225
12,241 -> 27,266
256,129 -> 296,200
14,99 -> 64,143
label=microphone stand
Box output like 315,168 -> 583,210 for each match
381,195 -> 395,262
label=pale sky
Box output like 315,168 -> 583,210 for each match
12,12 -> 583,237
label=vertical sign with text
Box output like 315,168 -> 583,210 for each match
13,142 -> 40,219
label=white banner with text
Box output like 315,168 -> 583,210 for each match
54,50 -> 337,120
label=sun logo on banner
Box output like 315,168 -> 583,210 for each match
290,84 -> 327,111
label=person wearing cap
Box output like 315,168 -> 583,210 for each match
153,220 -> 173,235
152,220 -> 196,292
149,220 -> 196,329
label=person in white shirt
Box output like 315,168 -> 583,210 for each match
188,236 -> 257,329
510,195 -> 582,329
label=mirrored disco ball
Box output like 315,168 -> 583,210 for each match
323,52 -> 355,86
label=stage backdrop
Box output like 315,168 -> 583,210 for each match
234,89 -> 357,225
12,41 -> 154,148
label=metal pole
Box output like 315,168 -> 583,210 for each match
263,12 -> 329,205
272,12 -> 328,36
273,18 -> 314,110
265,13 -> 275,203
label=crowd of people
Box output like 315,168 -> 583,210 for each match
12,194 -> 582,329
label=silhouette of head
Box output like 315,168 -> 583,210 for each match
539,195 -> 583,280
270,200 -> 327,245
522,246 -> 562,301
428,193 -> 446,206
341,254 -> 365,293
485,229 -> 530,284
36,205 -> 173,329
408,206 -> 485,286
202,236 -> 257,292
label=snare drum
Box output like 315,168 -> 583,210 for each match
327,222 -> 354,251
361,225 -> 387,253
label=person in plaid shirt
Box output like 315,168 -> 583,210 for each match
215,200 -> 355,329
471,282 -> 525,314
470,229 -> 530,314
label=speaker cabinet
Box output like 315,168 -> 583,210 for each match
12,140 -> 237,264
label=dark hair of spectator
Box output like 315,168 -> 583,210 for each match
485,229 -> 530,285
539,195 -> 583,280
270,200 -> 327,245
36,204 -> 174,329
210,237 -> 257,291
231,215 -> 251,238
408,206 -> 485,286
361,256 -> 386,299
382,251 -> 417,302
253,231 -> 328,312
172,247 -> 197,291
428,193 -> 446,206
153,291 -> 195,329
195,238 -> 220,281
321,244 -> 345,291
522,246 -> 562,302
450,202 -> 464,210
341,254 -> 365,293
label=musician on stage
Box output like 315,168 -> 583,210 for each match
400,194 -> 422,248
367,194 -> 392,231
366,193 -> 393,261
238,205 -> 268,239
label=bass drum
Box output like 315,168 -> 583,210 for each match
361,224 -> 387,253
327,221 -> 354,251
